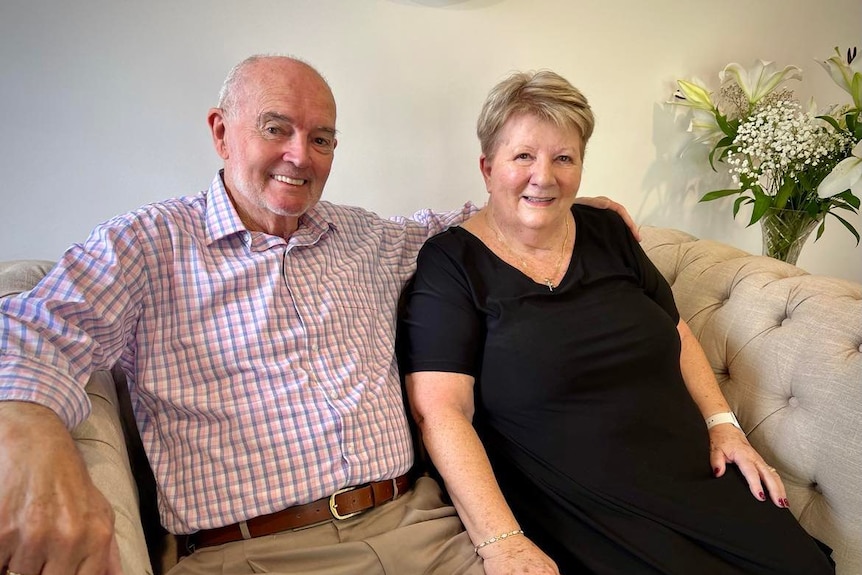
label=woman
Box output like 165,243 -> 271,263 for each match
397,71 -> 834,574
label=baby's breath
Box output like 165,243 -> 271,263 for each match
672,51 -> 861,248
727,97 -> 852,199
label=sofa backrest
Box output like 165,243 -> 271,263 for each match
4,231 -> 861,573
641,226 -> 862,575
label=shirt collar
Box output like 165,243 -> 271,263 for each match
204,171 -> 249,245
204,170 -> 338,248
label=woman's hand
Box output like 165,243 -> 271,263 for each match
480,535 -> 560,575
709,423 -> 789,508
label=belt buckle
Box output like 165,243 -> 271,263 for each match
329,486 -> 363,520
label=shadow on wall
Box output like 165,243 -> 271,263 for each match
640,102 -> 751,246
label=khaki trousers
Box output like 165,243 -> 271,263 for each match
167,476 -> 484,575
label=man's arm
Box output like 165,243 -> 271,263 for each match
573,196 -> 641,241
400,196 -> 640,241
0,401 -> 123,574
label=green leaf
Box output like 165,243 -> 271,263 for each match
829,211 -> 862,245
774,178 -> 796,209
815,220 -> 826,240
700,189 -> 740,202
846,111 -> 859,134
838,190 -> 862,210
748,194 -> 772,225
818,114 -> 842,131
732,196 -> 751,218
715,114 -> 738,136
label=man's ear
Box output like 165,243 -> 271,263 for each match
208,107 -> 229,160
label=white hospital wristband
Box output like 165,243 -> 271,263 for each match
705,411 -> 742,430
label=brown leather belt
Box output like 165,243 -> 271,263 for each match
181,474 -> 412,555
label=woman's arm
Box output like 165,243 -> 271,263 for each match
677,319 -> 788,508
406,371 -> 559,575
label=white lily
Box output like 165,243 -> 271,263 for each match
688,108 -> 724,146
720,60 -> 802,104
819,46 -> 862,109
672,78 -> 715,111
818,139 -> 862,198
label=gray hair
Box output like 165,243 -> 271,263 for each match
216,54 -> 330,118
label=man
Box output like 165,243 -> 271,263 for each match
0,55 -> 635,574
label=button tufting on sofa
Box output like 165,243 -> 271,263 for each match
640,225 -> 862,575
3,227 -> 860,575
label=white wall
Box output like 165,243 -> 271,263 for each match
2,0 -> 860,281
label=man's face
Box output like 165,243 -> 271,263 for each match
209,58 -> 337,236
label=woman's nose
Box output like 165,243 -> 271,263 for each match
531,157 -> 555,187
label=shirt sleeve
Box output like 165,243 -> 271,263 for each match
390,202 -> 479,240
0,218 -> 146,428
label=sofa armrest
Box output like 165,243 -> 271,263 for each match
641,226 -> 862,575
72,370 -> 154,575
2,259 -> 165,572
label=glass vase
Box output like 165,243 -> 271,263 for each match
759,207 -> 822,265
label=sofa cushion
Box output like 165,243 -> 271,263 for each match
0,259 -> 55,297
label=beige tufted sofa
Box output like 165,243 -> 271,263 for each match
1,225 -> 861,574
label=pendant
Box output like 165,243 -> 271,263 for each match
544,278 -> 554,292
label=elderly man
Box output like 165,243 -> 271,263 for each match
0,55 -> 634,574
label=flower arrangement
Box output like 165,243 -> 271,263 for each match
671,47 -> 862,261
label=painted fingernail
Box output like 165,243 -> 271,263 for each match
714,468 -> 720,475
783,498 -> 790,507
759,491 -> 766,501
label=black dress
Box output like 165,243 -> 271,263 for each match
398,205 -> 834,574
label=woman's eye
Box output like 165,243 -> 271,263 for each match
558,155 -> 572,163
515,153 -> 531,160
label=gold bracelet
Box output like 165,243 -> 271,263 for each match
474,529 -> 525,553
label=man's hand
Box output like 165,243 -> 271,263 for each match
709,424 -> 789,508
0,401 -> 124,575
479,535 -> 560,575
573,196 -> 641,241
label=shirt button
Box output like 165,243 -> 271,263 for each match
330,392 -> 338,401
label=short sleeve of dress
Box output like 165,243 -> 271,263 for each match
626,225 -> 679,323
617,215 -> 679,324
397,232 -> 483,377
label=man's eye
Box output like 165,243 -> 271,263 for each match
265,126 -> 281,135
313,136 -> 335,153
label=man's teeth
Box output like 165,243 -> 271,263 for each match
273,175 -> 306,185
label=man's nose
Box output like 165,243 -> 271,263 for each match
282,136 -> 311,167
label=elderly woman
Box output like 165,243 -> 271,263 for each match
397,71 -> 834,574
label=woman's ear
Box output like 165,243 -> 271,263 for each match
479,154 -> 492,190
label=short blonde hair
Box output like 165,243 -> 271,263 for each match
477,70 -> 595,160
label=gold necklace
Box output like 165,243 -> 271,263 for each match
485,208 -> 569,292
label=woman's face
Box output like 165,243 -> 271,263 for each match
480,112 -> 583,231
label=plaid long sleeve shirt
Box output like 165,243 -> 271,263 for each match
0,172 -> 474,533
